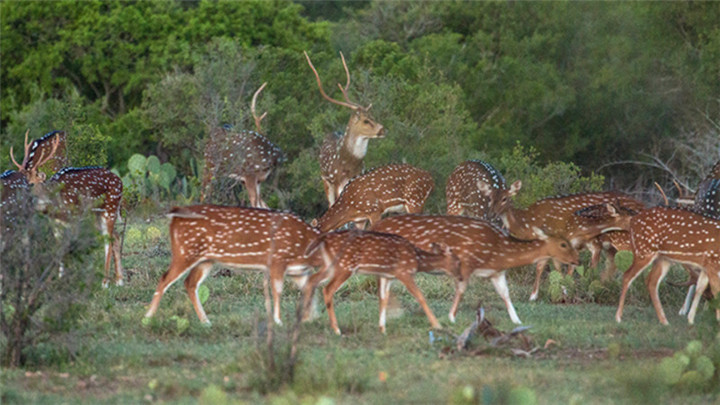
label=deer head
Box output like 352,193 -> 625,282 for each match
10,129 -> 61,185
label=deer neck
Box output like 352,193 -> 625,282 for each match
486,239 -> 548,268
501,206 -> 539,239
342,125 -> 370,159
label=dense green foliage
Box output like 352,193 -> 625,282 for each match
2,1 -> 719,215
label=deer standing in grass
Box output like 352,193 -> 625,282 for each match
144,205 -> 321,325
445,160 -> 520,222
371,214 -> 580,324
496,191 -> 644,300
313,163 -> 434,232
10,130 -> 125,287
300,229 -> 460,334
615,207 -> 720,325
304,51 -> 385,206
201,83 -> 284,208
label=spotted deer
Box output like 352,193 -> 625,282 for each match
496,191 -> 644,300
304,51 -> 385,206
46,166 -> 125,287
144,205 -> 321,325
371,214 -> 580,324
11,130 -> 125,287
615,207 -> 720,325
299,229 -> 460,334
312,164 -> 434,232
9,129 -> 68,182
201,83 -> 284,207
445,160 -> 521,222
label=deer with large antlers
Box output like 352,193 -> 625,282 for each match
144,205 -> 321,325
445,160 -> 521,222
371,214 -> 580,324
201,83 -> 284,208
9,129 -> 68,183
615,207 -> 720,325
496,190 -> 644,300
10,130 -> 125,287
304,51 -> 386,206
300,229 -> 460,334
312,163 -> 434,232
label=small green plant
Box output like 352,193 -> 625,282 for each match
656,339 -> 719,393
122,153 -> 182,207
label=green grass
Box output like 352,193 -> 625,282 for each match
2,217 -> 719,404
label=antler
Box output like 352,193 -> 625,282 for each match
654,182 -> 669,206
9,129 -> 32,170
304,51 -> 360,110
251,82 -> 268,133
33,135 -> 60,172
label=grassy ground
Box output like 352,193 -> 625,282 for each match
2,216 -> 719,404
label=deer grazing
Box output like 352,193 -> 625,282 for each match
201,83 -> 284,208
312,163 -> 434,232
304,51 -> 385,206
10,130 -> 125,287
445,160 -> 521,221
615,207 -> 720,325
496,191 -> 644,300
371,214 -> 580,324
300,229 -> 460,334
144,205 -> 321,325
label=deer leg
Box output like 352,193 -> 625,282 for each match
448,279 -> 467,323
588,240 -> 602,270
530,259 -> 549,301
491,271 -> 521,324
321,270 -> 353,335
645,258 -> 672,325
145,258 -> 205,320
679,265 -> 698,316
395,273 -> 440,330
269,264 -> 286,326
322,178 -> 335,207
184,262 -> 214,325
600,246 -> 619,281
106,214 -> 124,286
688,270 -> 710,325
300,262 -> 334,322
100,216 -> 113,288
378,277 -> 392,334
615,254 -> 656,323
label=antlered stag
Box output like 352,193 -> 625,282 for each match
300,229 -> 460,334
201,83 -> 284,208
372,214 -> 580,324
313,164 -> 434,232
144,205 -> 320,325
304,51 -> 385,206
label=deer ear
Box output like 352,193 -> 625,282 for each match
311,218 -> 319,228
38,172 -> 47,182
605,203 -> 618,217
509,180 -> 522,196
532,226 -> 548,240
476,181 -> 493,197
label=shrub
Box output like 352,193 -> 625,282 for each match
0,192 -> 100,367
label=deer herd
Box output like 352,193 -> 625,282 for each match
2,51 -> 719,336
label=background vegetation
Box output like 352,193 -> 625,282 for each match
2,1 -> 719,215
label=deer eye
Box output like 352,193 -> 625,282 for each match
560,243 -> 567,248
363,119 -> 371,125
